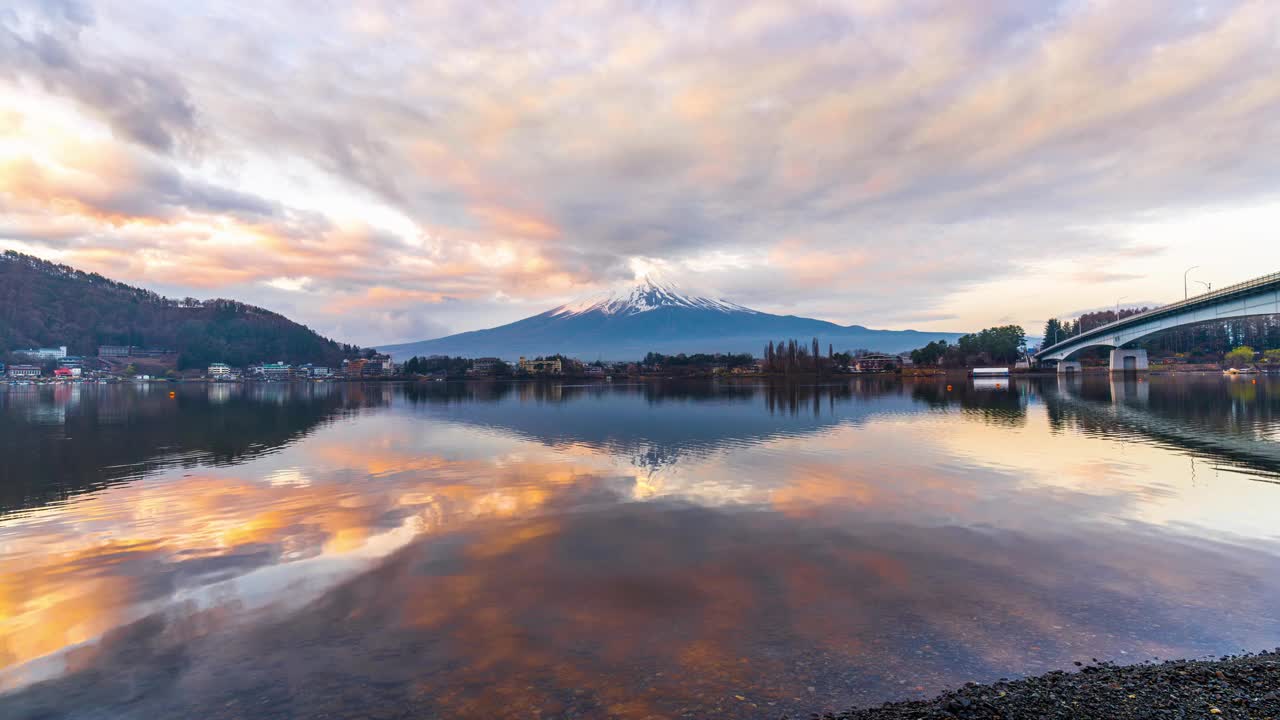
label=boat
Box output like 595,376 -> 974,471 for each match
1223,367 -> 1260,375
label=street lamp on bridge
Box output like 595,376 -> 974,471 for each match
1184,265 -> 1200,300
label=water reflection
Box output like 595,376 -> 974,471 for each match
1,377 -> 1279,719
0,383 -> 386,516
401,380 -> 926,475
1044,376 -> 1280,480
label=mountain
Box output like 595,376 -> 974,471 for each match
0,251 -> 355,368
379,277 -> 964,361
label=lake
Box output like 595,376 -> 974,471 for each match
1,376 -> 1279,719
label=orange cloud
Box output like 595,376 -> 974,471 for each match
767,237 -> 868,286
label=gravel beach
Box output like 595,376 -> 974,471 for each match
822,651 -> 1280,719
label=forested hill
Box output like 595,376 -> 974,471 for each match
0,251 -> 356,368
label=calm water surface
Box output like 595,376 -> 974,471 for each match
1,376 -> 1279,719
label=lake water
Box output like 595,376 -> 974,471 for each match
1,376 -> 1279,719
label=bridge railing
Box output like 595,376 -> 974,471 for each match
1036,269 -> 1280,357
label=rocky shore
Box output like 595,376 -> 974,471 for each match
821,651 -> 1280,719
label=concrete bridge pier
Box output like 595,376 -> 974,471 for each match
1057,360 -> 1083,374
1110,377 -> 1150,405
1056,374 -> 1082,396
1109,349 -> 1148,373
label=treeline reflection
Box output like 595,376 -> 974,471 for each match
1044,376 -> 1280,480
402,377 -> 1032,418
0,383 -> 389,516
5,377 -> 1274,516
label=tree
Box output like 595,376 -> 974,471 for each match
1042,318 -> 1064,348
1264,349 -> 1280,364
923,325 -> 1025,366
1225,346 -> 1255,368
910,340 -> 949,366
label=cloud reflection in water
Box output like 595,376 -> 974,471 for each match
1,377 -> 1279,719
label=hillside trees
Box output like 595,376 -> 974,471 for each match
0,251 -> 355,367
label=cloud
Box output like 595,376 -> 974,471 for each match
1,0 -> 1279,342
0,144 -> 277,223
1068,270 -> 1148,285
0,0 -> 196,153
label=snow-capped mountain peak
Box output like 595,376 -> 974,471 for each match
548,276 -> 758,318
380,273 -> 964,360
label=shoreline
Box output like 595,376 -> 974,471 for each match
813,650 -> 1280,719
3,367 -> 1275,387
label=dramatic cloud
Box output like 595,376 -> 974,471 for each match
2,0 -> 1279,344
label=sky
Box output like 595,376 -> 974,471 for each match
1,0 -> 1279,347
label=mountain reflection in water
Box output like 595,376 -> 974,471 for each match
1,377 -> 1278,719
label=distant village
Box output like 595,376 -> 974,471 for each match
8,336 -> 1276,386
0,341 -> 922,384
0,344 -> 397,384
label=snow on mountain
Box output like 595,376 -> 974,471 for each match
547,276 -> 758,318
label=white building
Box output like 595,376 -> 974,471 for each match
208,363 -> 232,378
18,345 -> 67,360
259,362 -> 293,380
296,364 -> 333,378
7,364 -> 41,379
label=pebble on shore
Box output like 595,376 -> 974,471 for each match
817,650 -> 1280,719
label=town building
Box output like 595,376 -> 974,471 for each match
359,357 -> 387,377
8,364 -> 41,379
255,362 -> 293,380
18,345 -> 67,360
518,357 -> 562,374
96,345 -> 172,358
343,358 -> 368,378
853,353 -> 896,372
208,363 -> 232,378
53,367 -> 75,379
363,353 -> 396,377
469,358 -> 503,376
294,364 -> 334,378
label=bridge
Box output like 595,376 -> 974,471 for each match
1036,269 -> 1280,371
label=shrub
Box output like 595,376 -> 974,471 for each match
1224,346 -> 1255,368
